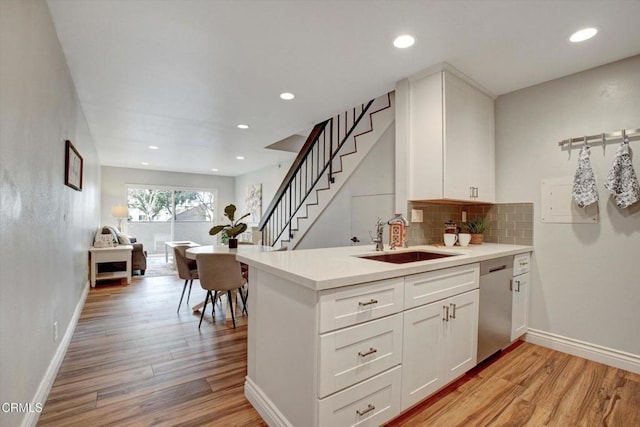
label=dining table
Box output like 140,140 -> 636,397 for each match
185,244 -> 275,260
185,244 -> 276,313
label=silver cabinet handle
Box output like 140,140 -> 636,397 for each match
515,280 -> 521,292
356,404 -> 375,416
443,305 -> 449,321
510,279 -> 513,291
450,303 -> 456,319
359,299 -> 378,307
358,347 -> 377,358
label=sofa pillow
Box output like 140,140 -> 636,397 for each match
94,233 -> 116,248
117,233 -> 131,244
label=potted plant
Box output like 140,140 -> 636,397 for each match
209,204 -> 249,248
464,217 -> 487,244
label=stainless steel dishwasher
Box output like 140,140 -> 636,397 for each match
477,256 -> 514,363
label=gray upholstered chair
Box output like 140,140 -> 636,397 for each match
173,245 -> 199,312
196,253 -> 247,329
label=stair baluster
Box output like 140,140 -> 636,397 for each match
259,99 -> 374,247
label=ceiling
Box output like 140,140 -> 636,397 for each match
46,0 -> 640,177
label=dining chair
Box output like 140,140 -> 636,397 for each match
196,253 -> 247,329
174,245 -> 199,313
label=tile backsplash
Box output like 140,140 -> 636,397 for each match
407,202 -> 533,246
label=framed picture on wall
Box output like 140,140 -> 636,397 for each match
245,183 -> 262,223
65,139 -> 83,191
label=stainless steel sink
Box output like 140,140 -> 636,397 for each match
359,251 -> 455,264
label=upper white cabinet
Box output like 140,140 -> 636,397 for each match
397,67 -> 495,203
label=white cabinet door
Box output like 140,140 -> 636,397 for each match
401,288 -> 479,411
401,302 -> 445,410
407,72 -> 444,201
443,289 -> 479,382
468,84 -> 495,203
443,71 -> 473,201
511,272 -> 529,341
403,69 -> 495,202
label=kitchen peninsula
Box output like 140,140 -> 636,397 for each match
237,243 -> 532,426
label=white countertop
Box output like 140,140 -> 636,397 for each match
237,243 -> 533,291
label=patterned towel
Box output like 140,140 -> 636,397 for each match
572,146 -> 599,208
604,140 -> 640,209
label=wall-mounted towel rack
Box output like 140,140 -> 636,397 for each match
558,128 -> 640,148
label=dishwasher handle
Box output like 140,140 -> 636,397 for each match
488,265 -> 507,273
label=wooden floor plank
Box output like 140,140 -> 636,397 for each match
40,273 -> 639,426
604,375 -> 640,427
487,397 -> 553,427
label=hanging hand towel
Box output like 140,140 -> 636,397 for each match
604,139 -> 640,208
572,146 -> 599,208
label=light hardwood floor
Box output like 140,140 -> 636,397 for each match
40,274 -> 639,426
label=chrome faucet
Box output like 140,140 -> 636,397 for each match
371,218 -> 385,251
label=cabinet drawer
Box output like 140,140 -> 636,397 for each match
318,314 -> 403,398
318,366 -> 401,427
404,263 -> 479,309
513,253 -> 531,276
319,277 -> 404,333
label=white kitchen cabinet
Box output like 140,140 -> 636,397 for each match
318,366 -> 402,427
240,246 -> 537,427
510,272 -> 529,340
511,253 -> 531,340
318,314 -> 403,398
443,290 -> 480,381
402,289 -> 479,411
318,277 -> 404,333
400,68 -> 495,203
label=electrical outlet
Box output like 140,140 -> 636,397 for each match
462,211 -> 467,222
53,321 -> 58,342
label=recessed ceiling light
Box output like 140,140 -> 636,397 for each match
211,168 -> 218,172
237,124 -> 249,129
280,92 -> 295,100
148,145 -> 159,150
141,162 -> 149,166
393,34 -> 415,48
570,27 -> 598,43
236,156 -> 245,160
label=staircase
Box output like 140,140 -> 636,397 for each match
259,92 -> 394,248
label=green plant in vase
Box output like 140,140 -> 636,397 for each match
464,217 -> 486,244
209,204 -> 249,248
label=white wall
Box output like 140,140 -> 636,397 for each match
297,123 -> 395,249
496,55 -> 640,356
234,160 -> 293,227
101,166 -> 235,230
0,1 -> 100,425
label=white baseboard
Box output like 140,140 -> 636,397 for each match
525,328 -> 640,374
22,281 -> 90,427
245,377 -> 293,427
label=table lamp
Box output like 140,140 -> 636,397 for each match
111,205 -> 129,231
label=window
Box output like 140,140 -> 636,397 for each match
125,186 -> 217,254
